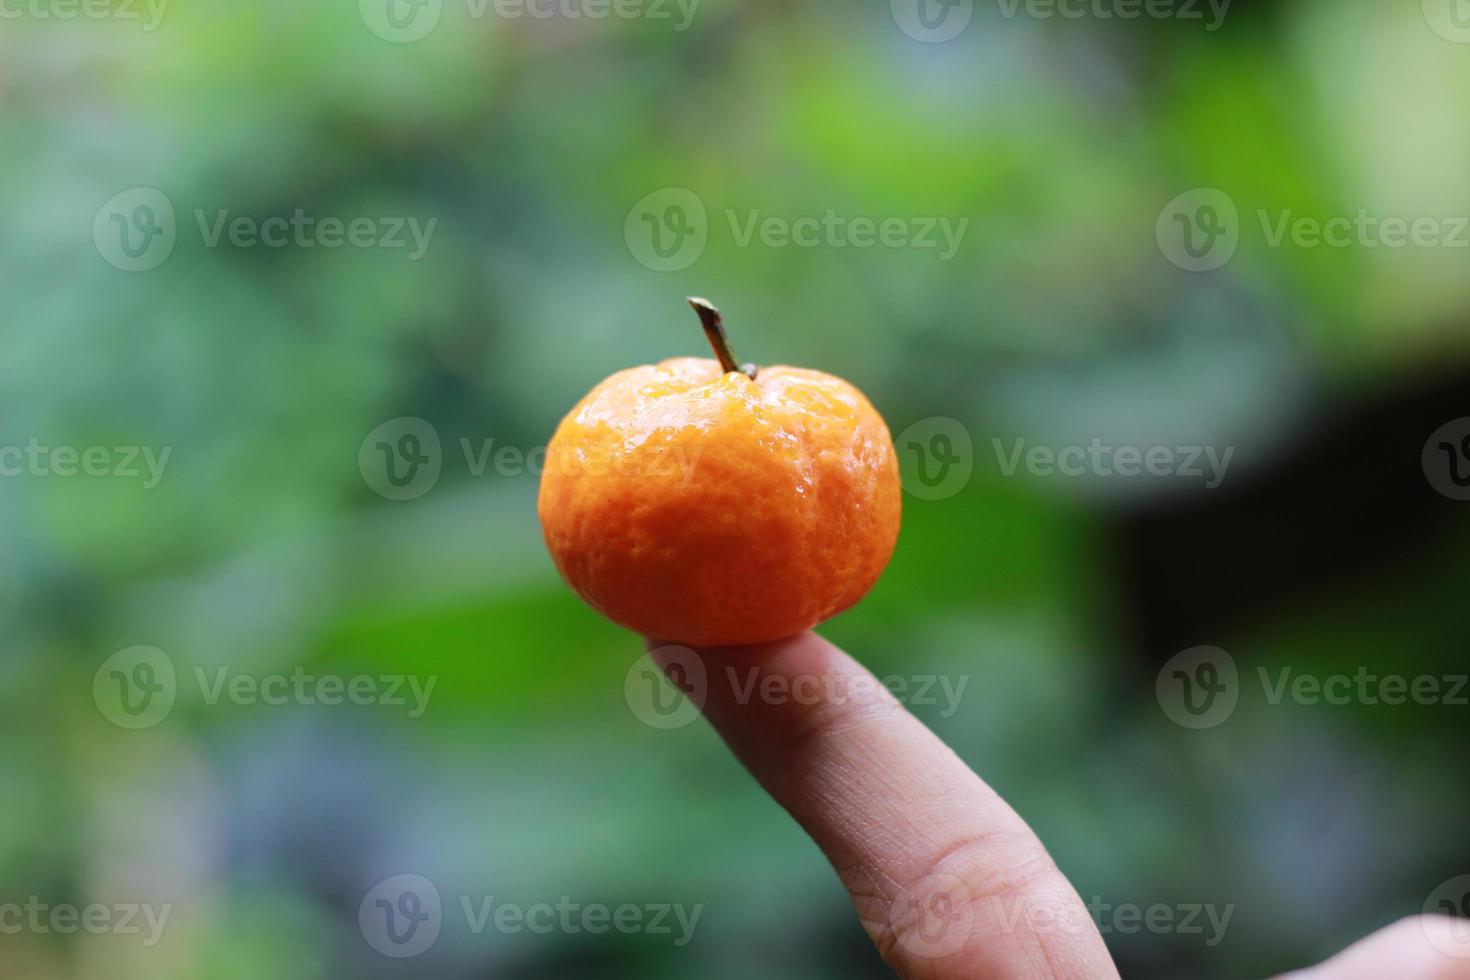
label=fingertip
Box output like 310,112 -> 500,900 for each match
644,631 -> 840,672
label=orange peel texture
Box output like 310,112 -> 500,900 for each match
538,357 -> 901,647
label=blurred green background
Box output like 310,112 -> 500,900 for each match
3,0 -> 1470,976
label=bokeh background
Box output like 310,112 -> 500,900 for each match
3,0 -> 1470,976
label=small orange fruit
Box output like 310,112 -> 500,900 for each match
537,299 -> 901,648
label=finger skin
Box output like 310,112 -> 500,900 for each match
1280,916 -> 1470,980
649,631 -> 1119,980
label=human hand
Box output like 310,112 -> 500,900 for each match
650,631 -> 1470,979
